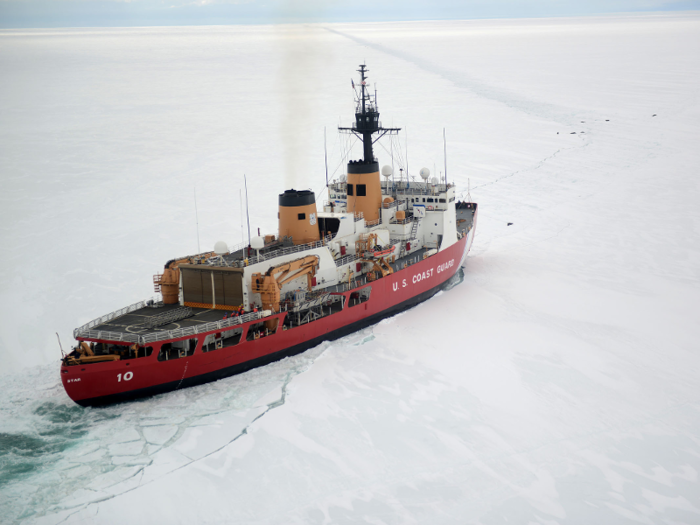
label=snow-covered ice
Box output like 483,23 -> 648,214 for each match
1,13 -> 700,524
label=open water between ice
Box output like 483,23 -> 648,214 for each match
0,342 -> 320,522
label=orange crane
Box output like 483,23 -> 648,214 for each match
153,252 -> 216,304
251,255 -> 319,315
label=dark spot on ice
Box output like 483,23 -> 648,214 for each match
557,132 -> 559,134
652,114 -> 657,117
507,222 -> 513,226
570,132 -> 577,134
581,121 -> 585,123
581,131 -> 585,133
605,119 -> 610,121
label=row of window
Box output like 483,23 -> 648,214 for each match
329,191 -> 455,205
411,197 -> 448,204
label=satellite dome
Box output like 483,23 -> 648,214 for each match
419,167 -> 430,180
339,174 -> 347,183
381,165 -> 393,178
214,241 -> 228,255
250,236 -> 264,250
430,176 -> 439,185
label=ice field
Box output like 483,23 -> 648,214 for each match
1,12 -> 700,524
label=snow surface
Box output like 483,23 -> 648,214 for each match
1,13 -> 700,524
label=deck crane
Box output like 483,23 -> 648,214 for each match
251,254 -> 320,320
153,251 -> 216,304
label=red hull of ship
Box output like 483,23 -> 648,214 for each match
61,233 -> 473,406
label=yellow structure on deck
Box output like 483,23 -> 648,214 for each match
251,255 -> 319,324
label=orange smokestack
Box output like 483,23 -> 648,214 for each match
278,189 -> 320,245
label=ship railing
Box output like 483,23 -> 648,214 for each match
75,330 -> 142,344
394,185 -> 452,198
335,253 -> 359,267
354,212 -> 364,222
382,200 -> 399,209
391,234 -> 417,242
73,300 -> 147,339
226,241 -> 247,255
365,217 -> 381,227
76,308 -> 274,345
204,241 -> 253,267
332,275 -> 369,293
342,120 -> 384,129
140,310 -> 270,344
245,235 -> 332,265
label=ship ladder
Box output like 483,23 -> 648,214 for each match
153,274 -> 163,293
410,217 -> 421,239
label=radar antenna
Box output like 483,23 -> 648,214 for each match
339,64 -> 401,163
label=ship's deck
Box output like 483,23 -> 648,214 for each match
79,203 -> 476,344
88,248 -> 433,338
93,303 -> 229,337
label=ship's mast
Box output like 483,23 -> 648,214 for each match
339,64 -> 400,164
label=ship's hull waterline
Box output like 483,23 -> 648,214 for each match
61,230 -> 474,407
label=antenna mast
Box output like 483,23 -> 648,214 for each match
338,64 -> 400,164
324,127 -> 329,189
244,174 -> 251,248
405,127 -> 409,181
443,128 -> 447,185
194,187 -> 200,253
239,189 -> 243,244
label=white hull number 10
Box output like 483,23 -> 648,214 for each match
117,371 -> 134,382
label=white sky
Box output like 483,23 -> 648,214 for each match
0,0 -> 699,28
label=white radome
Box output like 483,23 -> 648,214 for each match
419,167 -> 430,180
339,174 -> 347,183
250,236 -> 265,250
381,165 -> 393,177
214,241 -> 228,254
